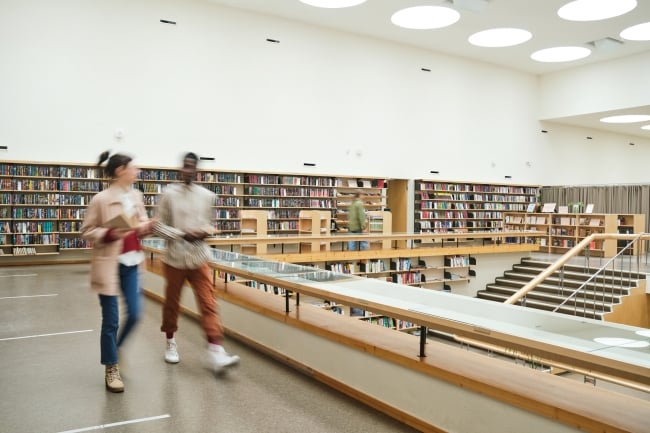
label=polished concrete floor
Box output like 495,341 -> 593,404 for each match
0,264 -> 419,433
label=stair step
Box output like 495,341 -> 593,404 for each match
476,256 -> 644,322
493,278 -> 629,298
519,259 -> 646,280
484,285 -> 615,311
476,291 -> 604,319
502,272 -> 635,293
511,266 -> 642,285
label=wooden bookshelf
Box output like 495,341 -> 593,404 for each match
243,173 -> 335,235
240,209 -> 268,255
1,162 -> 71,256
138,167 -> 180,219
415,179 -> 538,234
334,177 -> 387,233
366,210 -> 392,250
503,212 -> 620,257
298,210 -> 331,253
58,164 -> 104,250
1,161 -> 393,260
616,214 -> 646,256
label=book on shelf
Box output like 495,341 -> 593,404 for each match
585,203 -> 594,214
588,219 -> 601,227
558,205 -> 569,213
541,203 -> 556,213
526,203 -> 536,212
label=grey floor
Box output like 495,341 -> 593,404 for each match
0,264 -> 420,433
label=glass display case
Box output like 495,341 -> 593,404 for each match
141,238 -> 650,385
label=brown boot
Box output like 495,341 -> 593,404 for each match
105,364 -> 124,393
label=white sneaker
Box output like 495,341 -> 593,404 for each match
165,341 -> 180,364
206,345 -> 240,372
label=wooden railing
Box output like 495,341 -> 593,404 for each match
206,230 -> 546,251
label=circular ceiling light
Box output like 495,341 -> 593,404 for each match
642,125 -> 650,131
620,21 -> 650,40
391,6 -> 460,30
468,28 -> 532,47
593,337 -> 649,348
558,0 -> 637,22
600,114 -> 650,123
530,46 -> 591,62
637,329 -> 650,337
299,0 -> 366,8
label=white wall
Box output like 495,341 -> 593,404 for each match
1,0 -> 649,185
539,51 -> 650,119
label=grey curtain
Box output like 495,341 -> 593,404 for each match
540,185 -> 650,231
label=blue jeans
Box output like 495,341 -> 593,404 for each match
347,231 -> 368,251
99,264 -> 141,365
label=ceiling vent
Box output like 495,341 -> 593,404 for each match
449,0 -> 489,13
589,37 -> 624,51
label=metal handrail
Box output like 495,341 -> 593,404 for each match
504,232 -> 649,305
551,236 -> 641,315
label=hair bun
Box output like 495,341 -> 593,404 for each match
97,151 -> 110,166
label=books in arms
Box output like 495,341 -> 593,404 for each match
105,213 -> 138,229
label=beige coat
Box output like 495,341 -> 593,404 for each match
81,185 -> 148,296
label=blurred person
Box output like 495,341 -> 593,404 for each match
81,151 -> 154,392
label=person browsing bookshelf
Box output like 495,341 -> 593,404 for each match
153,152 -> 240,373
81,151 -> 155,393
348,191 -> 368,251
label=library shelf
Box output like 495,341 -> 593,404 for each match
415,179 -> 539,234
1,161 -> 389,261
334,177 -> 387,233
503,212 -> 645,257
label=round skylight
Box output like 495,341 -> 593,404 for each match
558,0 -> 637,22
530,46 -> 591,62
593,337 -> 649,348
468,28 -> 532,47
620,21 -> 650,41
299,0 -> 366,8
391,6 -> 460,30
600,114 -> 650,123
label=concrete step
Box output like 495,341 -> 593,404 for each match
484,284 -> 615,312
511,265 -> 642,286
502,271 -> 635,294
493,278 -> 629,299
476,291 -> 604,320
519,259 -> 646,280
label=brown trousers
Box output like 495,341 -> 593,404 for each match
160,263 -> 223,340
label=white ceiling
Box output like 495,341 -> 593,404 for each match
205,0 -> 650,139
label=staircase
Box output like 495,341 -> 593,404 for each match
477,258 -> 646,320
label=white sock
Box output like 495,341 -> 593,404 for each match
167,338 -> 176,344
207,343 -> 222,352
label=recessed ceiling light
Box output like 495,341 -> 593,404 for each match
600,114 -> 650,123
637,329 -> 650,337
558,0 -> 637,22
391,6 -> 460,30
620,21 -> 650,40
642,125 -> 650,131
299,0 -> 366,8
468,28 -> 532,47
530,46 -> 591,62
